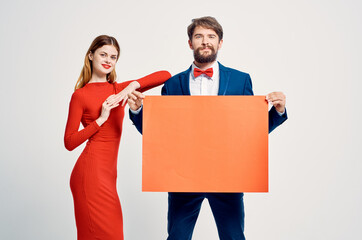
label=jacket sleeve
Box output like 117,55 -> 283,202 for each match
129,107 -> 144,134
246,73 -> 287,133
268,107 -> 288,133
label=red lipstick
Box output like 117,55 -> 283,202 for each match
102,64 -> 111,69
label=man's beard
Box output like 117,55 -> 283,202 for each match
194,46 -> 218,63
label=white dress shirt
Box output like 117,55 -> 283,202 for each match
190,62 -> 219,96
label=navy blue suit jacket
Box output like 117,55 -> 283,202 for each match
130,62 -> 287,133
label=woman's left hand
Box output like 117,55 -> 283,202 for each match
115,81 -> 141,106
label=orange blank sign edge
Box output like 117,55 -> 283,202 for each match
142,96 -> 268,192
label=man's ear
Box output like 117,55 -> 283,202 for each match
218,39 -> 223,50
188,40 -> 194,50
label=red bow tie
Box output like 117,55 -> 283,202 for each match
193,68 -> 213,78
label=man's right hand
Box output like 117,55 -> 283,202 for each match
127,91 -> 145,111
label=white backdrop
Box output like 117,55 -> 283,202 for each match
1,0 -> 361,239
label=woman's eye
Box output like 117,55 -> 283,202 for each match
100,53 -> 105,57
111,56 -> 117,60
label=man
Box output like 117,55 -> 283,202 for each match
128,16 -> 287,240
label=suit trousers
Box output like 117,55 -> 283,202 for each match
167,192 -> 245,240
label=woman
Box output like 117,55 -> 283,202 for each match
64,35 -> 170,239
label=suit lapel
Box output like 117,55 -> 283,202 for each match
218,62 -> 231,96
180,66 -> 192,95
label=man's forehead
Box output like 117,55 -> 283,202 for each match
193,26 -> 217,35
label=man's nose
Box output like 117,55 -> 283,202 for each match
202,37 -> 208,44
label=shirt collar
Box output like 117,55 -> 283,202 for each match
191,61 -> 219,81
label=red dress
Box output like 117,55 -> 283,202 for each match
64,71 -> 171,240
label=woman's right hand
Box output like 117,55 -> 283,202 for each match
96,94 -> 120,126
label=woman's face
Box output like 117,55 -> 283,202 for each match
89,45 -> 118,76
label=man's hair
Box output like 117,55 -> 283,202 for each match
187,16 -> 223,41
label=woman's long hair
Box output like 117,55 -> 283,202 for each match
74,35 -> 120,91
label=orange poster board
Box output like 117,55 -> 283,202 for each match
142,96 -> 268,192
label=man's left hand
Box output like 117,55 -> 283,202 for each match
266,92 -> 286,114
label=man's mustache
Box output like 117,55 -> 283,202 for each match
197,46 -> 215,51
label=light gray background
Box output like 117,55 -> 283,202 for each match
1,0 -> 361,239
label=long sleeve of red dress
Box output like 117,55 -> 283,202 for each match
115,70 -> 171,92
64,70 -> 171,151
64,90 -> 101,151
